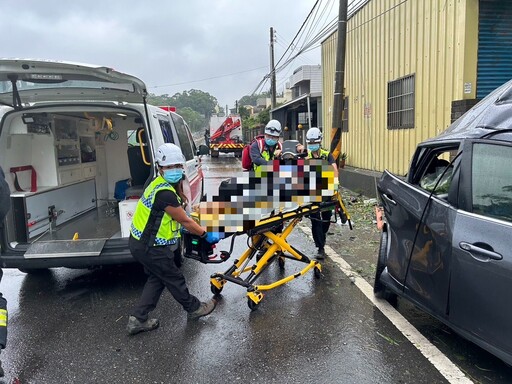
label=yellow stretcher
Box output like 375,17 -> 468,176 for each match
185,191 -> 352,310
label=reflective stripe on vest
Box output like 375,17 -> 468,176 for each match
0,308 -> 6,327
130,176 -> 181,246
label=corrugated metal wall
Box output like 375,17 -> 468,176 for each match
477,0 -> 512,98
322,0 -> 479,175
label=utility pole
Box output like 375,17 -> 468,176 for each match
330,0 -> 348,168
270,27 -> 277,110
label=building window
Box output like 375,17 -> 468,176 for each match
298,112 -> 312,125
387,74 -> 415,129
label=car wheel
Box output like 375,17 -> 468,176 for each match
373,228 -> 397,304
373,230 -> 387,294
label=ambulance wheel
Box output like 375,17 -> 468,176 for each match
247,298 -> 259,311
210,283 -> 223,295
278,256 -> 285,269
314,266 -> 322,279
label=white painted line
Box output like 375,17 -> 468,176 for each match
298,225 -> 472,384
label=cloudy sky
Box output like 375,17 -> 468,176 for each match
1,1 -> 341,109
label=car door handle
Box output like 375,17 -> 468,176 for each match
381,193 -> 397,205
459,242 -> 503,261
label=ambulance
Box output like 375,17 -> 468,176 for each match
0,59 -> 207,272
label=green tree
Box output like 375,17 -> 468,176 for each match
147,93 -> 173,106
170,89 -> 218,119
147,90 -> 217,131
238,105 -> 250,120
257,107 -> 270,125
238,92 -> 271,107
238,94 -> 258,106
178,107 -> 207,134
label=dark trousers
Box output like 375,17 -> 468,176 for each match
310,210 -> 332,250
129,236 -> 200,322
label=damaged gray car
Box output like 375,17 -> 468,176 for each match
375,79 -> 512,366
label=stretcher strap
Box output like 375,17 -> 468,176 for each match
10,165 -> 37,192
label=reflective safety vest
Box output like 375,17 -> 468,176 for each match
130,176 -> 181,246
253,142 -> 282,173
307,148 -> 330,161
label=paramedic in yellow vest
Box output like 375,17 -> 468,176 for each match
250,119 -> 282,172
127,143 -> 218,335
305,127 -> 338,259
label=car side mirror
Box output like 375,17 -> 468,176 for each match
197,144 -> 210,156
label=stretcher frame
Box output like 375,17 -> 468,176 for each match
208,191 -> 352,310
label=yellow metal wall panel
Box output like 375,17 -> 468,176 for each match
322,0 -> 478,175
463,0 -> 479,98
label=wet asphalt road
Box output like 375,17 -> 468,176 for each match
2,249 -> 447,384
0,155 -> 510,383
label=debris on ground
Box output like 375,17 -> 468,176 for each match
316,187 -> 382,284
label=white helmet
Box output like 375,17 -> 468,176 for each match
155,143 -> 186,166
264,119 -> 282,136
306,127 -> 322,143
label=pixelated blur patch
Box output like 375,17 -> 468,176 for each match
199,159 -> 337,234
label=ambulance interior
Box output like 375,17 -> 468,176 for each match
0,106 -> 152,245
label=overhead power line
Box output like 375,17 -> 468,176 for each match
274,0 -> 321,71
251,0 -> 338,96
150,66 -> 268,90
250,0 -> 373,97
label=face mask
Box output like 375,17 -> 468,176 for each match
265,138 -> 277,147
163,169 -> 184,184
308,144 -> 320,152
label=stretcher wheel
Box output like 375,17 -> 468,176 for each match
211,284 -> 223,295
314,266 -> 322,279
247,298 -> 259,311
247,290 -> 263,311
278,256 -> 285,269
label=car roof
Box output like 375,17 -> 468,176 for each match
423,79 -> 512,144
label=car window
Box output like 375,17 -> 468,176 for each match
127,127 -> 147,147
127,130 -> 138,146
159,117 -> 175,144
171,114 -> 194,160
184,121 -> 198,155
417,148 -> 456,196
471,143 -> 512,222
